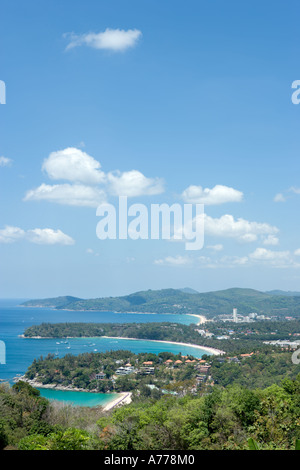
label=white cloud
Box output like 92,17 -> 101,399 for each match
0,226 -> 74,245
153,246 -> 300,270
27,228 -> 75,245
181,184 -> 243,205
249,247 -> 288,261
65,28 -> 142,52
171,213 -> 278,247
0,226 -> 25,243
24,183 -> 107,208
42,148 -> 105,185
25,148 -> 165,206
0,156 -> 13,167
249,247 -> 294,267
154,255 -> 192,266
107,170 -> 164,197
263,235 -> 279,246
203,214 -> 279,243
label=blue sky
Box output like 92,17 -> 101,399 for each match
1,0 -> 300,298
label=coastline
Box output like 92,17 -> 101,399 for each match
102,392 -> 132,411
188,314 -> 207,325
100,336 -> 224,356
20,333 -> 224,356
21,305 -> 207,321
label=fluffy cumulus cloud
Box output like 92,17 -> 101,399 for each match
42,148 -> 105,185
25,147 -> 165,206
181,184 -> 243,205
248,248 -> 296,267
203,214 -> 279,243
107,170 -> 164,197
0,226 -> 74,245
171,212 -> 279,246
0,226 -> 25,243
24,183 -> 107,208
249,247 -> 289,261
208,248 -> 298,269
65,28 -> 142,52
26,229 -> 75,245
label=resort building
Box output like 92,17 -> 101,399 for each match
95,372 -> 106,380
115,366 -> 135,376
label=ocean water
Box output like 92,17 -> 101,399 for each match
0,299 -> 207,406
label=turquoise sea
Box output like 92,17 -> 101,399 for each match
36,388 -> 120,407
0,299 -> 209,407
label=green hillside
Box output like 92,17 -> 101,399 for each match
21,287 -> 300,318
21,296 -> 83,309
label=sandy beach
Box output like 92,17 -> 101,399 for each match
102,392 -> 132,411
101,336 -> 224,356
21,332 -> 224,356
189,314 -> 207,325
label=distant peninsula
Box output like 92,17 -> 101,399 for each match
21,287 -> 300,318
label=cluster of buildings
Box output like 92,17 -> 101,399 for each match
94,356 -> 213,389
215,352 -> 255,365
195,361 -> 212,385
218,308 -> 274,323
263,340 -> 300,350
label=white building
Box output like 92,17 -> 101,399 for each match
233,308 -> 238,323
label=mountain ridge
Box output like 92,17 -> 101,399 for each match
21,287 -> 300,318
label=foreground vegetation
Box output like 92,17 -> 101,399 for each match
1,373 -> 300,450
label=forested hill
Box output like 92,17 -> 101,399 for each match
21,287 -> 300,318
21,296 -> 83,309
